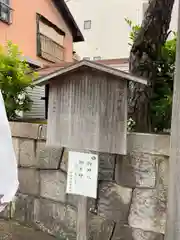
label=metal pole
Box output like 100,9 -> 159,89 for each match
165,0 -> 180,238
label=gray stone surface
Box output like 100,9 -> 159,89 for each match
66,194 -> 96,211
10,122 -> 40,139
10,122 -> 47,140
112,224 -> 133,240
12,137 -> 20,164
88,213 -> 114,240
66,194 -> 78,208
112,225 -> 164,240
18,168 -> 40,195
128,156 -> 168,235
19,139 -> 36,167
60,149 -> 68,172
99,170 -> 114,181
132,228 -> 164,240
98,182 -> 132,223
156,156 -> 169,190
10,122 -> 170,157
34,198 -> 76,239
8,123 -> 171,240
36,141 -> 46,162
0,220 -> 56,240
98,153 -> 116,180
127,132 -> 170,156
115,152 -> 156,188
40,170 -> 66,202
12,194 -> 35,223
128,188 -> 167,234
38,145 -> 63,169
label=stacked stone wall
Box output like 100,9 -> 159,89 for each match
1,122 -> 170,240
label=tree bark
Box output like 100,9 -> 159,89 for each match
129,0 -> 175,132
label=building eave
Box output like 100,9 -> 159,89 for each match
34,60 -> 148,86
53,0 -> 84,42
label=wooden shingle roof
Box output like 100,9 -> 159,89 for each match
34,60 -> 147,86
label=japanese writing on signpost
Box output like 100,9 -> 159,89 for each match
66,151 -> 98,198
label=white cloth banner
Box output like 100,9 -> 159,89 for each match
0,90 -> 19,211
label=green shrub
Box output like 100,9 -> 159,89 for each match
126,19 -> 176,132
0,41 -> 37,120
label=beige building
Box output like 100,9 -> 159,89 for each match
67,0 -> 178,60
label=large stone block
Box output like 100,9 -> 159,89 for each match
127,133 -> 170,156
156,156 -> 169,189
0,220 -> 56,240
128,156 -> 168,234
12,137 -> 20,164
132,228 -> 164,240
66,194 -> 96,211
88,213 -> 114,240
99,153 -> 116,169
18,168 -> 40,195
10,122 -> 47,140
34,198 -> 76,239
112,225 -> 164,240
98,153 -> 116,180
10,122 -> 38,139
112,224 -> 133,240
115,152 -> 156,188
128,188 -> 167,234
99,170 -> 114,181
60,149 -> 68,172
11,194 -> 35,223
36,140 -> 46,161
66,194 -> 78,208
60,150 -> 116,181
38,144 -> 63,169
40,170 -> 66,202
19,139 -> 37,167
98,182 -> 132,223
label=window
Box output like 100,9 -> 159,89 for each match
83,57 -> 90,60
84,20 -> 91,30
37,14 -> 65,63
0,0 -> 12,23
39,34 -> 64,62
93,56 -> 101,61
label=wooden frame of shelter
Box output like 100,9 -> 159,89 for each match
34,60 -> 147,155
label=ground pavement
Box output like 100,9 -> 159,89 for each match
0,220 -> 56,240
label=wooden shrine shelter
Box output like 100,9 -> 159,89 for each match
34,60 -> 147,155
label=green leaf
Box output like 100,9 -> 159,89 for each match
0,41 -> 37,120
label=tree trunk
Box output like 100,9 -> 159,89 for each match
129,0 -> 175,132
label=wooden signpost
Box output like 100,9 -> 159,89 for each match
34,60 -> 147,239
67,151 -> 99,240
66,151 -> 98,198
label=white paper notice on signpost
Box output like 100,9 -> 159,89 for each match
66,151 -> 98,199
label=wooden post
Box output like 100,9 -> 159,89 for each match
165,0 -> 180,239
77,196 -> 88,240
66,151 -> 98,240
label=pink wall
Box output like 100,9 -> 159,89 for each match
0,0 -> 74,64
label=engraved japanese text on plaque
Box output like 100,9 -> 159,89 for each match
66,151 -> 98,198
